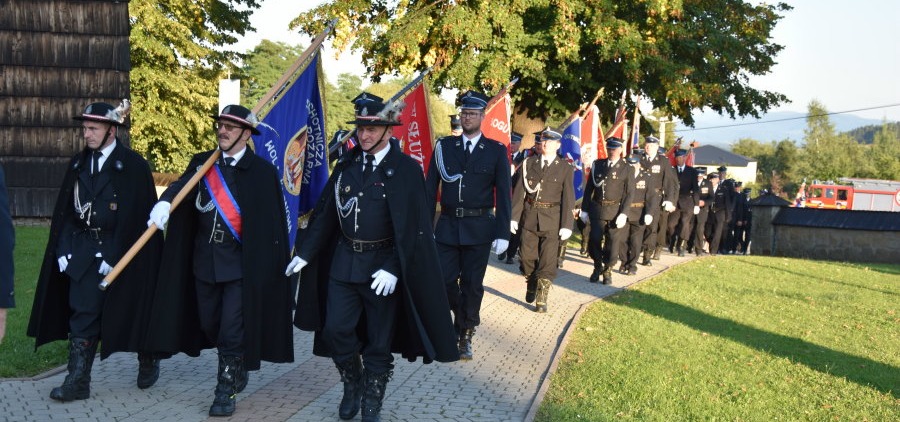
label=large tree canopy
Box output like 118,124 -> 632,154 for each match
291,0 -> 791,127
130,0 -> 259,172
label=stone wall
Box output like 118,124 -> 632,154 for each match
772,225 -> 900,263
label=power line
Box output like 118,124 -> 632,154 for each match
674,103 -> 900,132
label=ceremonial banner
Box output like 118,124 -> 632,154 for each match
581,105 -> 602,164
393,83 -> 434,174
560,117 -> 585,200
481,93 -> 512,147
252,54 -> 328,242
628,96 -> 641,156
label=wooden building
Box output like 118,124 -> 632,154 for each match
0,0 -> 131,217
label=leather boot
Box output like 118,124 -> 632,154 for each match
525,276 -> 537,303
458,329 -> 474,360
589,264 -> 602,283
651,246 -> 661,260
232,355 -> 248,394
360,370 -> 392,422
534,279 -> 551,313
137,353 -> 161,389
640,249 -> 653,266
677,240 -> 686,257
50,337 -> 97,401
602,267 -> 613,285
335,355 -> 364,420
209,355 -> 238,417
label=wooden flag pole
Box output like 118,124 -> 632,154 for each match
99,150 -> 222,291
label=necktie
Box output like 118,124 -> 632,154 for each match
542,159 -> 548,170
364,154 -> 375,179
92,150 -> 102,175
464,140 -> 472,162
223,157 -> 235,166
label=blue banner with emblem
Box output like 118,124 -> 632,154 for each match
251,54 -> 328,246
560,118 -> 584,201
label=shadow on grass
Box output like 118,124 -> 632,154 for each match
735,257 -> 900,297
610,290 -> 899,398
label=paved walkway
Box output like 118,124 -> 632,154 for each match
1,248 -> 694,422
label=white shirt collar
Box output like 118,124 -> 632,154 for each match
223,146 -> 247,165
95,139 -> 117,171
366,142 -> 391,167
462,133 -> 482,150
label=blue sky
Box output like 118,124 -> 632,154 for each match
235,0 -> 900,124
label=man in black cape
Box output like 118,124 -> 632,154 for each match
287,92 -> 458,422
144,105 -> 294,417
28,101 -> 164,401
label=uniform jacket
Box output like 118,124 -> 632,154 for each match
640,153 -> 678,217
144,149 -> 294,370
582,158 -> 635,221
425,135 -> 512,245
710,182 -> 729,213
625,165 -> 653,223
0,165 -> 14,309
28,144 -> 163,358
511,155 -> 575,233
673,165 -> 700,209
295,139 -> 459,364
698,179 -> 713,210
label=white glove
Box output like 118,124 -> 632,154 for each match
614,213 -> 627,229
98,260 -> 112,276
643,214 -> 653,225
693,205 -> 700,215
559,228 -> 572,240
510,221 -> 519,234
148,201 -> 172,230
579,211 -> 589,224
662,201 -> 676,212
57,254 -> 71,272
284,256 -> 308,276
491,239 -> 509,255
370,269 -> 398,296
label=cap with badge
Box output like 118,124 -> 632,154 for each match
697,167 -> 707,176
511,131 -> 523,144
626,151 -> 642,164
345,92 -> 401,126
717,165 -> 727,172
644,135 -> 660,144
449,114 -> 462,130
211,104 -> 260,135
74,100 -> 131,127
708,172 -> 720,180
457,90 -> 490,110
675,149 -> 689,157
605,137 -> 624,149
539,127 -> 562,142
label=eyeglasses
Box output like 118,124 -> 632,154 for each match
214,122 -> 244,132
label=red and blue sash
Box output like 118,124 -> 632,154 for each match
203,165 -> 242,243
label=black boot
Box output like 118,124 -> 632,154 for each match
677,240 -> 686,257
640,250 -> 653,266
458,329 -> 474,360
497,251 -> 506,261
534,279 -> 551,313
209,355 -> 238,417
50,337 -> 97,401
652,246 -> 661,260
589,264 -> 602,283
602,267 -> 613,285
335,356 -> 364,420
232,355 -> 248,394
137,353 -> 161,389
525,276 -> 537,303
361,370 -> 392,422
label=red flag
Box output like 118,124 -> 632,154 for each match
581,105 -> 600,165
393,83 -> 434,174
481,93 -> 512,148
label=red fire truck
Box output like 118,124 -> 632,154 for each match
798,178 -> 900,212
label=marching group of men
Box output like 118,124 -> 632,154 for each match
24,90 -> 750,421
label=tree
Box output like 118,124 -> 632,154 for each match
865,122 -> 900,180
290,0 -> 791,128
129,0 -> 259,173
801,100 -> 861,181
239,40 -> 305,107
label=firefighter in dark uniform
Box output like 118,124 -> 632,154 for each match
692,167 -> 712,255
737,187 -> 752,254
499,131 -> 525,264
618,152 -> 654,275
287,93 -> 458,422
666,149 -> 700,256
0,163 -> 12,345
148,105 -> 294,417
706,173 -> 729,255
29,101 -> 164,401
639,136 -> 677,265
581,138 -> 634,284
425,90 -> 512,360
510,128 -> 574,312
715,166 -> 736,253
726,181 -> 745,253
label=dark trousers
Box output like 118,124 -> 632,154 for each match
621,222 -> 645,270
438,242 -> 491,332
68,259 -> 106,339
324,279 -> 398,374
195,278 -> 244,356
577,217 -> 590,253
667,207 -> 693,244
589,219 -> 626,269
707,210 -> 727,254
693,209 -> 709,252
507,230 -> 521,259
520,227 -> 560,281
649,210 -> 669,251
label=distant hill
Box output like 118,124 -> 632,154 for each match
674,111 -> 894,147
842,122 -> 900,144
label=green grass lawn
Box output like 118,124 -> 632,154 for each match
537,256 -> 899,421
0,225 -> 67,378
